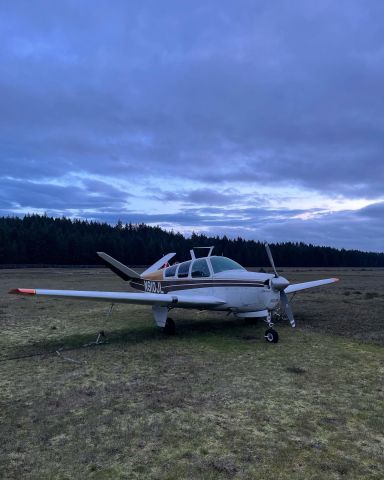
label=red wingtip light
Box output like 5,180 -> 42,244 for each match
9,288 -> 36,295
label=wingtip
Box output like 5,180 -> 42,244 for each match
9,288 -> 36,295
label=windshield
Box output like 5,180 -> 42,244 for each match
209,256 -> 245,274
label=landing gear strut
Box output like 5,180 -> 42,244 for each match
163,317 -> 176,335
264,311 -> 279,343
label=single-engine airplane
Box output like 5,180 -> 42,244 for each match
9,244 -> 339,343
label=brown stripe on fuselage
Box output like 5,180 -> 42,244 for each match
130,279 -> 145,291
130,276 -> 265,293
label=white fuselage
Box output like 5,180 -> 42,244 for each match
172,271 -> 280,313
140,256 -> 283,315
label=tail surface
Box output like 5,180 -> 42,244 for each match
97,252 -> 140,281
141,253 -> 176,276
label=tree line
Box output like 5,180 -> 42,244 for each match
0,214 -> 383,267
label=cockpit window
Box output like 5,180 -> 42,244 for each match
210,256 -> 245,274
177,261 -> 191,278
191,258 -> 210,278
164,264 -> 178,277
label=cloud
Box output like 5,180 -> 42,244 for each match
0,1 -> 383,251
0,177 -> 129,210
153,187 -> 264,206
356,201 -> 384,219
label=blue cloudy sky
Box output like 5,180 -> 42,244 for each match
1,0 -> 384,252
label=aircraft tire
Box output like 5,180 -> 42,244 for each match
163,317 -> 176,335
265,328 -> 279,343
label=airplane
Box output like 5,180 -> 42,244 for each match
9,244 -> 339,343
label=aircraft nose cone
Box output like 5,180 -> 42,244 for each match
271,276 -> 290,291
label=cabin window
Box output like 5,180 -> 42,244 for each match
210,256 -> 245,274
191,258 -> 210,278
177,261 -> 191,278
164,264 -> 178,277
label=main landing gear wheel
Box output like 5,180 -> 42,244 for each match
265,328 -> 279,343
163,317 -> 176,335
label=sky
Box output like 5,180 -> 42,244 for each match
1,0 -> 384,252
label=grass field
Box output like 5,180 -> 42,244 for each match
0,268 -> 383,479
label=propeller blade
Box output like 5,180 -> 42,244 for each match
264,242 -> 278,278
280,291 -> 296,327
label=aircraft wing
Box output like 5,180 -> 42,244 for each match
285,278 -> 339,294
9,288 -> 225,308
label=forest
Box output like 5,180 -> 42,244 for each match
0,214 -> 383,267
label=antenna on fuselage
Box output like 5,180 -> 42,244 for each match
190,246 -> 214,260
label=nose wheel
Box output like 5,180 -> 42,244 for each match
264,311 -> 279,343
264,328 -> 279,343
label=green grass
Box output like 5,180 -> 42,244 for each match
0,268 -> 383,479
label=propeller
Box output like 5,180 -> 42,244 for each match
280,291 -> 296,328
264,242 -> 278,277
264,242 -> 296,327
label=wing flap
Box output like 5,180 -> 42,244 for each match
285,278 -> 339,294
9,288 -> 225,308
